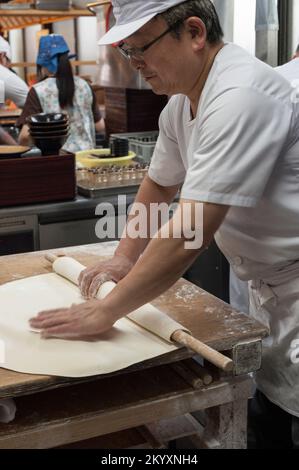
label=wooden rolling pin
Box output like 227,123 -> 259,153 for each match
45,253 -> 64,263
172,330 -> 232,372
45,254 -> 233,372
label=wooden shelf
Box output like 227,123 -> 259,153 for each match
0,8 -> 93,31
0,8 -> 93,17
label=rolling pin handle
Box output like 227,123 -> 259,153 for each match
45,254 -> 59,263
172,330 -> 233,373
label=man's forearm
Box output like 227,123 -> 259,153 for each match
103,201 -> 229,321
115,175 -> 180,263
107,236 -> 201,321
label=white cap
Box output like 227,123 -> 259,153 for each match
0,36 -> 12,61
98,0 -> 186,45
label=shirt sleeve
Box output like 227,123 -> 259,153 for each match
16,87 -> 43,128
180,87 -> 293,207
2,68 -> 29,109
148,100 -> 186,187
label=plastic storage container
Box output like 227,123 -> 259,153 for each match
110,131 -> 159,163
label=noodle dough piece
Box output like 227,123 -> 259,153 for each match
0,257 -> 187,377
54,257 -> 190,342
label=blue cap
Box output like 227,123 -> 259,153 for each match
37,34 -> 73,74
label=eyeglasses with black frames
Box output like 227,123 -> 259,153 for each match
118,21 -> 182,61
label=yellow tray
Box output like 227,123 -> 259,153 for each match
76,148 -> 136,168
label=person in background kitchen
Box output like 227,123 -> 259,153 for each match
0,36 -> 29,109
30,0 -> 299,448
17,34 -> 105,153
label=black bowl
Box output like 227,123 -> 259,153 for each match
31,135 -> 68,156
30,128 -> 70,138
28,122 -> 69,133
27,113 -> 68,126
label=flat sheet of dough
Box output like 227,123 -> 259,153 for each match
53,257 -> 189,343
0,266 -> 180,378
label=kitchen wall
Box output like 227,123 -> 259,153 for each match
214,0 -> 235,42
53,17 -> 98,82
52,19 -> 75,54
233,0 -> 256,55
22,23 -> 42,83
214,0 -> 256,54
9,29 -> 25,79
24,24 -> 41,65
76,17 -> 98,81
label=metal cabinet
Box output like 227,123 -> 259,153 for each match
39,217 -> 118,250
0,215 -> 39,256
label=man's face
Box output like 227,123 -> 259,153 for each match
123,17 -> 200,97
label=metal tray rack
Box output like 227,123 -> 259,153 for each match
76,163 -> 149,198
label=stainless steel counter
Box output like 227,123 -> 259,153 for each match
0,193 -> 136,255
0,193 -> 136,224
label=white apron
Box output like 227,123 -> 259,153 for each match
249,260 -> 299,417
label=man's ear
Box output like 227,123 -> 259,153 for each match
190,27 -> 200,39
185,17 -> 206,50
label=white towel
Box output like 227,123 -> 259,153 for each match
0,399 -> 16,423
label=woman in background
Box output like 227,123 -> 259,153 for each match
18,34 -> 105,153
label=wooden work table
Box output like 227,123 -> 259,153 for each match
0,243 -> 268,449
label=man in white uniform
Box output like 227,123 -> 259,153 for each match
0,36 -> 28,108
31,0 -> 299,448
230,43 -> 299,314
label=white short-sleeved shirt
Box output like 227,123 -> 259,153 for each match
149,43 -> 299,281
0,65 -> 28,108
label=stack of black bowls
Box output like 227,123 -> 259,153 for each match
27,113 -> 69,156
